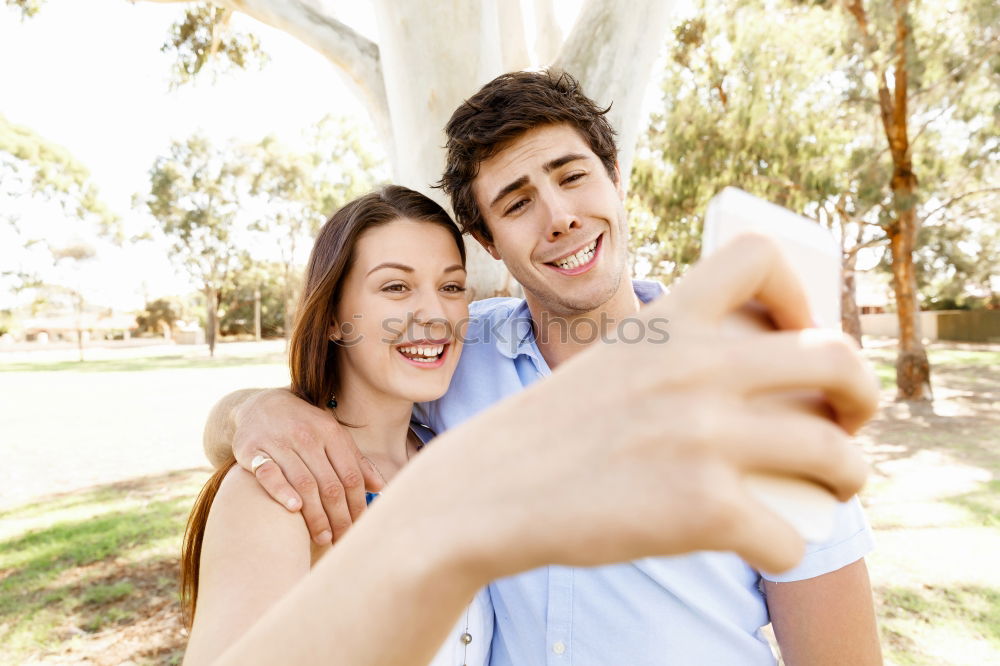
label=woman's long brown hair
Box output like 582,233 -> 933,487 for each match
179,186 -> 464,626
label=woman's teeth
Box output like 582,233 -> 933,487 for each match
553,238 -> 597,269
398,345 -> 444,362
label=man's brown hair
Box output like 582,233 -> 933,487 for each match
438,70 -> 618,245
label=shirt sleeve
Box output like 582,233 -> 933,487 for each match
760,495 -> 875,582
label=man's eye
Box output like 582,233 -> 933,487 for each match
505,199 -> 528,216
562,172 -> 584,185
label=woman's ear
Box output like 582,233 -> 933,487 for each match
328,322 -> 342,342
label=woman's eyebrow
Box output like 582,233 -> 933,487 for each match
443,265 -> 466,273
366,262 -> 413,276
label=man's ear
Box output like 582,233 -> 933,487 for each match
613,161 -> 625,201
471,229 -> 501,260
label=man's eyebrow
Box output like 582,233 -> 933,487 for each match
488,153 -> 590,210
489,176 -> 529,210
543,153 -> 588,172
367,262 -> 413,276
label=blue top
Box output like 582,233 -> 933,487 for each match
364,421 -> 433,506
417,281 -> 874,665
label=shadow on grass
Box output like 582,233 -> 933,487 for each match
0,352 -> 287,373
0,469 -> 207,664
877,583 -> 1000,664
861,346 -> 1000,474
944,480 -> 1000,528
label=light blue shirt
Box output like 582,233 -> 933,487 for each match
418,281 -> 874,665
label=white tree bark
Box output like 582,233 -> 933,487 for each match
554,0 -> 679,184
148,0 -> 679,296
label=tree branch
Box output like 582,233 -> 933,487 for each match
922,187 -> 1000,223
142,0 -> 390,147
554,0 -> 679,181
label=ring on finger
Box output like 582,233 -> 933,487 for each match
251,454 -> 274,474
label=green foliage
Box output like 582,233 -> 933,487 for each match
0,113 -> 118,234
135,298 -> 181,336
142,134 -> 251,352
4,0 -> 44,19
161,3 -> 269,88
632,0 -> 1000,305
219,259 -> 292,338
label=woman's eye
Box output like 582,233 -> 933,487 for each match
442,284 -> 467,293
382,283 -> 408,293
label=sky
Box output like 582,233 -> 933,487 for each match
0,0 -> 380,310
1,0 -> 677,313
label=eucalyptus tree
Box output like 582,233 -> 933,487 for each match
633,0 -> 1000,400
244,117 -> 384,343
143,134 -> 250,356
9,0 -> 681,298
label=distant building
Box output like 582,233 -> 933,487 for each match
855,271 -> 891,314
20,308 -> 137,343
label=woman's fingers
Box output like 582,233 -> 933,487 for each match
727,330 -> 880,434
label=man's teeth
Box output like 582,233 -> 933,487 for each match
398,344 -> 445,362
553,239 -> 597,269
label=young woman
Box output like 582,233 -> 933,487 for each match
180,185 -> 492,666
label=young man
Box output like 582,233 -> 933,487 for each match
204,71 -> 881,663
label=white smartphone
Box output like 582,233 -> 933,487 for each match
702,187 -> 842,543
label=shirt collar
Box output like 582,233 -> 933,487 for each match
494,279 -> 665,360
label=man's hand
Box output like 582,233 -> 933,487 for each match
228,389 -> 386,544
398,233 -> 879,578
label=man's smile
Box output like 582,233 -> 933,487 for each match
545,234 -> 602,275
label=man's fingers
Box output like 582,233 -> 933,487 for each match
270,450 -> 335,545
321,445 -> 370,524
251,457 -> 302,511
722,409 -> 869,501
294,446 -> 356,543
725,496 -> 807,575
729,330 -> 880,433
669,234 -> 813,330
359,454 -> 387,493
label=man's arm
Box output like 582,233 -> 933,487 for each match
202,386 -> 386,545
765,559 -> 883,665
209,235 -> 879,665
203,388 -> 264,468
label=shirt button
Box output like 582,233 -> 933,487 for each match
552,641 -> 566,655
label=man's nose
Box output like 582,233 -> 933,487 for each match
541,189 -> 580,240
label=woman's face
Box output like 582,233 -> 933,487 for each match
333,218 -> 468,405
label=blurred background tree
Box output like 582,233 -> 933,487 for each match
631,0 -> 1000,401
142,134 -> 250,356
244,116 -> 385,345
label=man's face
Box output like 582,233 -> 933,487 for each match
472,123 -> 629,316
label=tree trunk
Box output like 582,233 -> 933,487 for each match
205,285 -> 219,357
254,287 -> 262,341
841,258 -> 862,347
845,0 -> 931,400
161,0 -> 678,297
888,201 -> 931,400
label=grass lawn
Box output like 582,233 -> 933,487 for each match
0,340 -> 997,664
